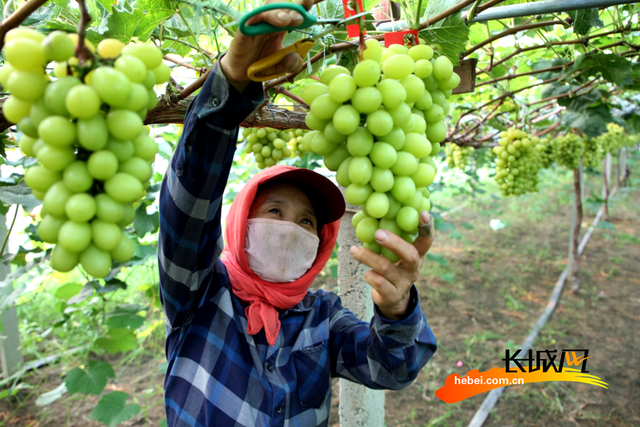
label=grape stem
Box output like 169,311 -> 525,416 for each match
265,0 -> 478,90
348,0 -> 366,61
271,87 -> 307,107
163,55 -> 207,73
463,20 -> 564,58
0,204 -> 19,259
0,0 -> 49,49
76,0 -> 93,65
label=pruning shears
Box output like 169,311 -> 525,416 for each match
240,3 -> 368,82
239,3 -> 367,36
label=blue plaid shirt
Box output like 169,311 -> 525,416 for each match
158,62 -> 437,427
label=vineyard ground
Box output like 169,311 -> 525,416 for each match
0,157 -> 639,427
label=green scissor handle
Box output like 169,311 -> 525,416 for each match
238,3 -> 318,36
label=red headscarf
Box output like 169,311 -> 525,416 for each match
221,165 -> 340,346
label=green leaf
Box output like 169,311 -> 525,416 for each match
133,0 -> 176,42
562,103 -> 616,138
100,4 -> 145,41
89,391 -> 141,427
419,13 -> 469,66
36,383 -> 67,406
160,419 -> 168,427
95,328 -> 138,354
570,9 -> 604,36
420,0 -> 470,65
133,204 -> 159,237
597,220 -> 615,230
95,0 -> 113,13
440,272 -> 455,283
0,182 -> 41,213
106,304 -> 147,330
434,217 -> 456,231
54,283 -> 83,301
568,53 -> 633,88
65,361 -> 115,396
427,253 -> 447,266
162,38 -> 192,57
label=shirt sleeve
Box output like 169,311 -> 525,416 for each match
329,286 -> 437,389
158,61 -> 264,330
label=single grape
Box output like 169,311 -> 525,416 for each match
353,60 -> 381,88
66,193 -> 97,222
44,76 -> 81,116
382,54 -> 415,80
38,116 -> 76,147
356,217 -> 379,243
43,31 -> 75,61
320,66 -> 350,85
366,192 -> 390,218
104,173 -> 144,203
328,74 -> 357,103
6,70 -> 48,101
77,115 -> 109,151
97,38 -> 125,58
377,79 -> 407,109
91,220 -> 123,251
107,110 -> 143,141
332,105 -> 360,135
80,244 -> 112,278
37,144 -> 76,172
366,110 -> 393,137
432,56 -> 453,81
114,55 -> 147,84
91,67 -> 132,108
50,245 -> 79,272
122,43 -> 163,69
351,87 -> 382,114
4,39 -> 45,70
65,84 -> 101,119
111,235 -> 135,262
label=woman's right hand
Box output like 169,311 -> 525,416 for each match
220,0 -> 319,91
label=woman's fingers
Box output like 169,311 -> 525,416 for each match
413,211 -> 435,259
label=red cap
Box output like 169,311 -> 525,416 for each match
255,165 -> 346,225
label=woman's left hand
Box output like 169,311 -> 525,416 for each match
350,211 -> 434,320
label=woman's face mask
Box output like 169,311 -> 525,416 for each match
245,218 -> 320,282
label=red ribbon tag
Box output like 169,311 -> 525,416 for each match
342,0 -> 366,39
384,30 -> 419,47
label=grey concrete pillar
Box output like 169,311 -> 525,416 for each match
0,210 -> 23,378
336,198 -> 385,427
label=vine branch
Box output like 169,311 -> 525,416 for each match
0,0 -> 48,49
76,0 -> 93,65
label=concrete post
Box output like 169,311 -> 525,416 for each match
336,198 -> 385,427
0,210 -> 24,378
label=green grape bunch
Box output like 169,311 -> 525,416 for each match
554,133 -> 583,170
300,40 -> 459,262
1,29 -> 170,278
492,128 -> 543,196
287,129 -> 310,158
445,143 -> 473,170
595,122 -> 628,153
536,137 -> 554,169
582,136 -> 604,168
241,127 -> 293,168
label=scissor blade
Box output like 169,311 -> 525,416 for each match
315,10 -> 369,26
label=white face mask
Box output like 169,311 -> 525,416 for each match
245,218 -> 320,283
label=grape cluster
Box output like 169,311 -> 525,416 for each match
595,122 -> 629,153
445,143 -> 473,170
1,29 -> 169,278
537,137 -> 555,169
492,128 -> 543,196
582,136 -> 604,168
301,40 -> 458,261
553,133 -> 583,170
287,129 -> 310,158
241,127 -> 293,168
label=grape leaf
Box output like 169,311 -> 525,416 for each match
105,304 -> 147,330
419,14 -> 469,66
65,361 -> 115,396
90,391 -> 141,427
0,182 -> 41,213
101,4 -> 145,41
569,9 -> 604,36
568,53 -> 633,88
133,0 -> 176,42
95,328 -> 138,354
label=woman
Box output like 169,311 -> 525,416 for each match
158,1 -> 437,425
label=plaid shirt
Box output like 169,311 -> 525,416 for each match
158,62 -> 438,427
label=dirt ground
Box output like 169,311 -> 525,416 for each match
1,167 -> 639,427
